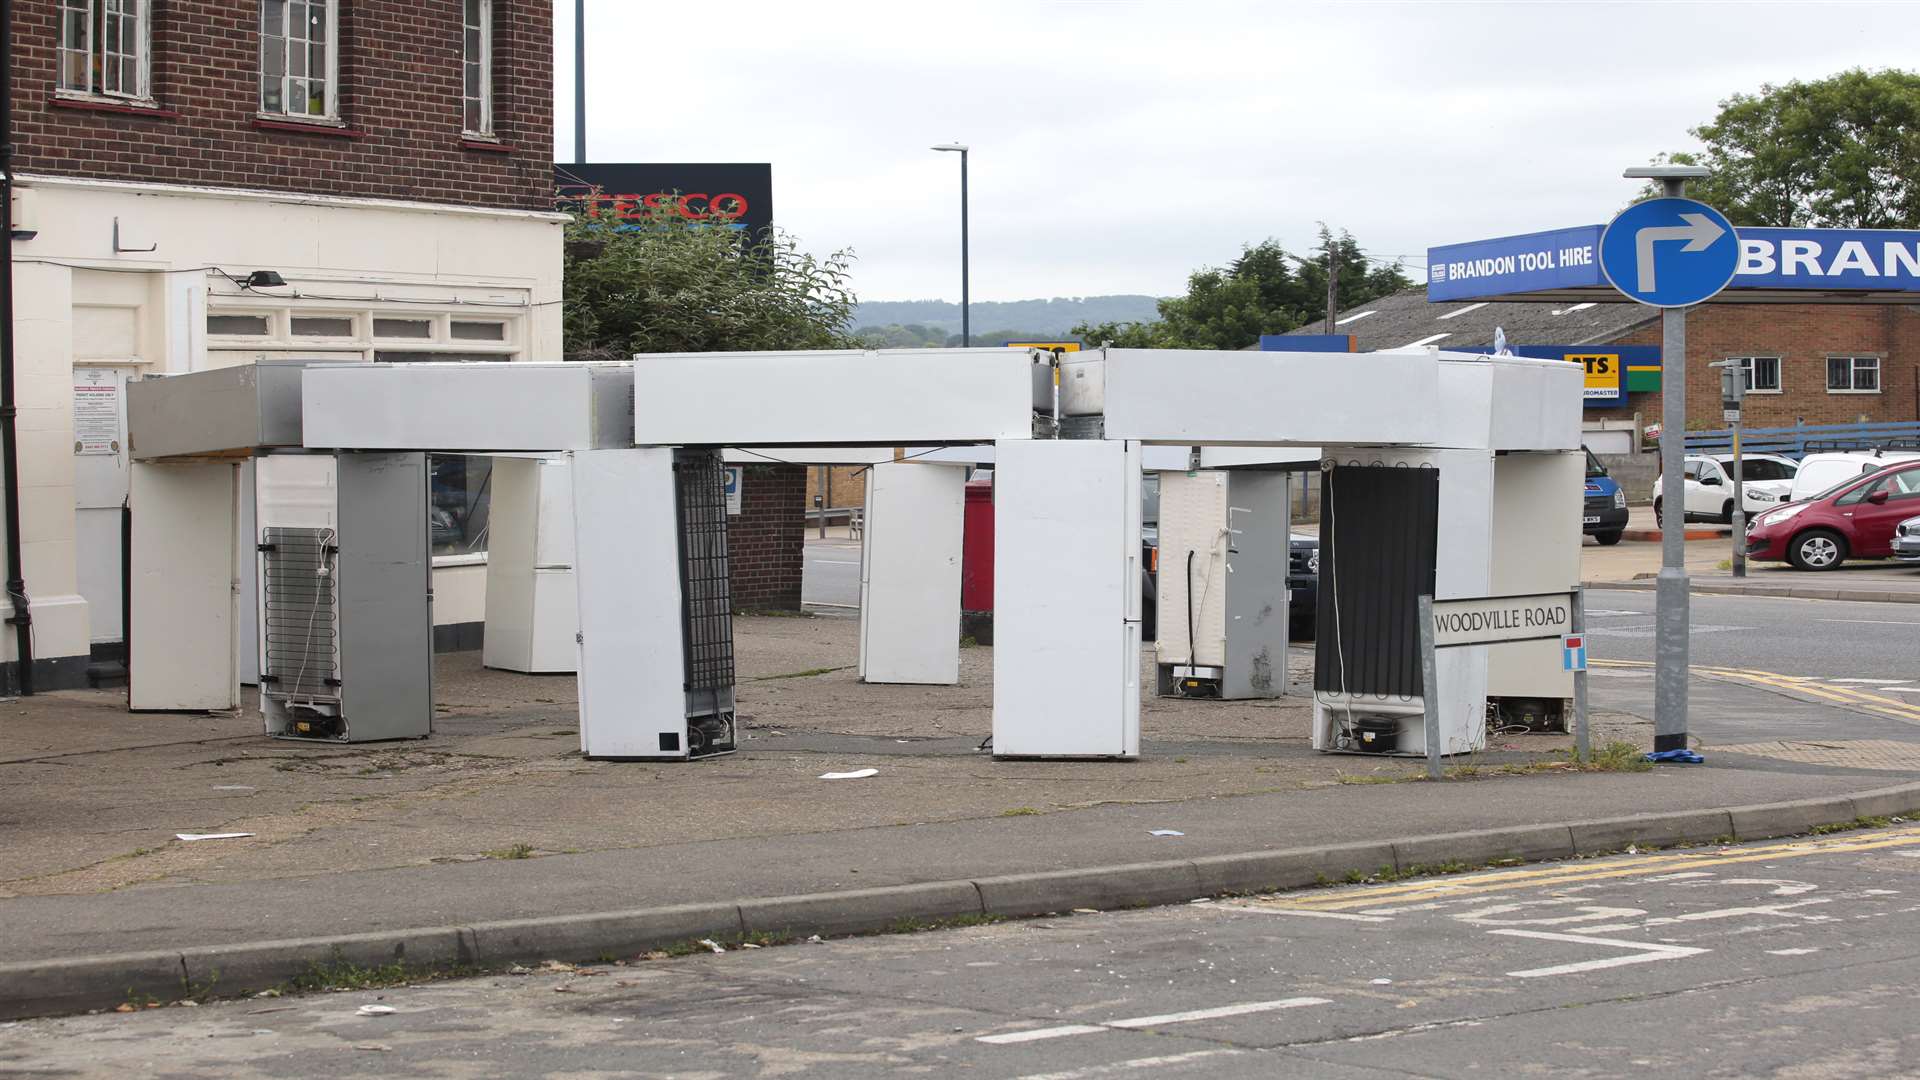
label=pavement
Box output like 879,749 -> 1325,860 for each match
8,824 -> 1920,1077
1580,512 -> 1920,604
4,581 -> 1920,1018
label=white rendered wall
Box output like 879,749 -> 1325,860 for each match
992,439 -> 1142,759
11,175 -> 565,666
857,462 -> 965,685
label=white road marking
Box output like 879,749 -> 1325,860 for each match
1255,908 -> 1393,923
1828,678 -> 1914,685
1767,948 -> 1820,956
1880,686 -> 1920,694
977,997 -> 1330,1045
1107,998 -> 1332,1030
980,1025 -> 1107,1045
1489,929 -> 1708,978
1816,620 -> 1920,627
1013,1049 -> 1243,1080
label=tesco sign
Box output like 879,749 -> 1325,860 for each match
555,163 -> 773,236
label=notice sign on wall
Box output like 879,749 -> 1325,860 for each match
73,370 -> 120,455
723,465 -> 743,516
1430,592 -> 1573,647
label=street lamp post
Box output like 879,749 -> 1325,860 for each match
932,144 -> 970,347
574,0 -> 586,163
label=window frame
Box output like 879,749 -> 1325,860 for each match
1728,355 -> 1782,395
57,0 -> 153,103
258,0 -> 341,122
1826,354 -> 1882,395
462,0 -> 494,137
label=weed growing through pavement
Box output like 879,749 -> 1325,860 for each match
483,843 -> 536,860
750,666 -> 853,681
1000,807 -> 1041,817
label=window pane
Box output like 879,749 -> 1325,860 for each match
263,0 -> 285,38
288,44 -> 306,77
1755,357 -> 1779,390
261,74 -> 282,112
373,352 -> 508,364
1855,360 -> 1879,391
466,0 -> 482,24
430,456 -> 491,556
291,316 -> 354,337
450,321 -> 506,341
465,98 -> 482,131
373,318 -> 433,339
207,314 -> 270,336
1827,357 -> 1851,390
310,0 -> 328,43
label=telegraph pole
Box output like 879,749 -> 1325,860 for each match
1324,243 -> 1338,334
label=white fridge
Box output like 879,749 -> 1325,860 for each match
991,439 -> 1143,759
484,455 -> 580,673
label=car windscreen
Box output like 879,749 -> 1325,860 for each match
1585,449 -> 1608,479
1729,458 -> 1796,482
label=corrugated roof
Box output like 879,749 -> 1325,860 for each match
1285,287 -> 1655,351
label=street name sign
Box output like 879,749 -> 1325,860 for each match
1600,197 -> 1739,307
1429,592 -> 1573,648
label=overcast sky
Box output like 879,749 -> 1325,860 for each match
553,1 -> 1915,303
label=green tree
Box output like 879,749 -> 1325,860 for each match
1072,227 -> 1412,349
563,196 -> 858,360
1649,68 -> 1920,228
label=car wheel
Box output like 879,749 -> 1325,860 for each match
1787,529 -> 1848,572
1721,499 -> 1735,524
1595,529 -> 1625,546
1652,499 -> 1663,528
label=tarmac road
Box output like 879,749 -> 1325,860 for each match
7,825 -> 1919,1078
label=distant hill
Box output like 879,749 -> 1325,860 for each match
852,295 -> 1163,337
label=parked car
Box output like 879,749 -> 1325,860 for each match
1894,514 -> 1920,564
1787,450 -> 1920,504
1653,452 -> 1798,526
1745,459 -> 1920,570
1582,448 -> 1627,546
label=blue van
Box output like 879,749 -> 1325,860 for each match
1583,447 -> 1628,545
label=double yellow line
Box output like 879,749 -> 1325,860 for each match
1267,827 -> 1920,912
1591,658 -> 1920,725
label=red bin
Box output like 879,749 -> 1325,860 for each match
961,478 -> 994,613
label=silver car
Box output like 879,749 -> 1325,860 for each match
1894,514 -> 1920,563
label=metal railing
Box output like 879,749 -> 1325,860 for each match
1683,420 -> 1920,458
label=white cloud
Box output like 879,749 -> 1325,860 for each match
555,0 -> 1918,301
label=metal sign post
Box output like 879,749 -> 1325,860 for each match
1418,594 -> 1442,779
1569,589 -> 1589,763
1607,168 -> 1738,757
1712,359 -> 1748,578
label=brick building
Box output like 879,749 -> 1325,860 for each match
1288,287 -> 1920,431
730,464 -> 807,610
5,1 -> 562,687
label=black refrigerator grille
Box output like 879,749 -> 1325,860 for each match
1313,464 -> 1440,700
673,449 -> 735,693
261,526 -> 340,701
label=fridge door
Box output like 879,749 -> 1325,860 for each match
992,439 -> 1137,758
857,462 -> 965,685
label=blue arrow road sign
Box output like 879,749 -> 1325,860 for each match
1600,197 -> 1740,307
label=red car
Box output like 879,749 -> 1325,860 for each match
1745,459 -> 1920,570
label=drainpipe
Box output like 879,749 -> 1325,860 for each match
0,0 -> 35,694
